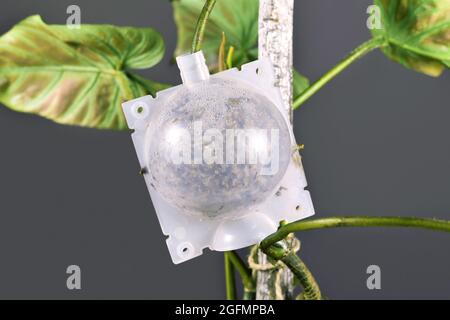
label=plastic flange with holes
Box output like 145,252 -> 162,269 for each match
122,51 -> 314,264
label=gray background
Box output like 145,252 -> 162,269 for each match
0,0 -> 449,299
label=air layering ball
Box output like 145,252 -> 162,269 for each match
144,78 -> 292,219
123,51 -> 315,264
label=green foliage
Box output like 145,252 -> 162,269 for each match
172,0 -> 259,69
293,70 -> 310,98
172,0 -> 309,99
373,0 -> 450,76
0,15 -> 167,130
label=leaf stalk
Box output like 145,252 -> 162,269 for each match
224,252 -> 237,300
293,37 -> 385,109
191,0 -> 217,53
261,216 -> 450,250
260,215 -> 450,300
227,251 -> 256,300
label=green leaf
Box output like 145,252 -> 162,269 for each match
172,0 -> 310,104
172,0 -> 259,70
293,69 -> 310,99
0,15 -> 167,130
372,0 -> 450,77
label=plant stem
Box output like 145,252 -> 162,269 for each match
227,251 -> 256,300
292,37 -> 385,109
281,253 -> 322,300
261,247 -> 322,300
261,216 -> 450,249
191,0 -> 217,53
261,215 -> 450,299
218,32 -> 227,72
262,232 -> 322,300
226,46 -> 235,69
224,252 -> 237,300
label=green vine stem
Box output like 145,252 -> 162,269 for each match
191,0 -> 217,53
284,253 -> 321,300
261,216 -> 450,249
281,253 -> 321,300
224,252 -> 237,300
260,216 -> 450,300
292,37 -> 386,109
227,251 -> 256,300
262,241 -> 322,300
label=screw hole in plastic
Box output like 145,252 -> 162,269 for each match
177,242 -> 194,258
132,102 -> 149,119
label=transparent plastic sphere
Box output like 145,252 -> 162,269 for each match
144,78 -> 291,219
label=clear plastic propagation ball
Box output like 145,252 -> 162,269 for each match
145,77 -> 292,219
122,51 -> 315,264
